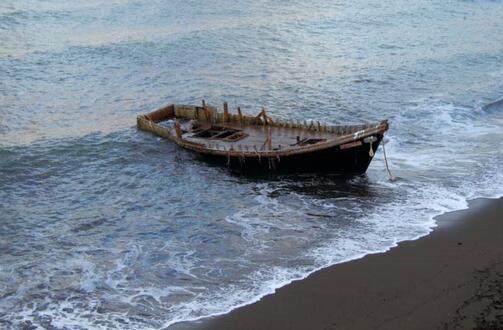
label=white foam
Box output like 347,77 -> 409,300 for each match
3,99 -> 501,330
157,99 -> 503,328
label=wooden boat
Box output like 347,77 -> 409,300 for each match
137,101 -> 389,174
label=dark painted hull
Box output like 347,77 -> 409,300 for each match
137,103 -> 389,175
196,135 -> 383,174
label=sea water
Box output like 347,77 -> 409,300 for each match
0,0 -> 502,328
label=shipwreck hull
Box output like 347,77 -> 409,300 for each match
137,103 -> 388,175
198,135 -> 383,174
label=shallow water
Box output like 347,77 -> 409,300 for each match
1,0 -> 502,328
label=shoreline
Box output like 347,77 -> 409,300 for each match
179,197 -> 503,329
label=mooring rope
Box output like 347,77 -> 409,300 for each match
381,139 -> 395,181
254,148 -> 261,164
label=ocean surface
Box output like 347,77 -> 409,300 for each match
1,0 -> 502,328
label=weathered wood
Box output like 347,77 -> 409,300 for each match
237,107 -> 243,124
268,127 -> 272,150
175,121 -> 182,138
223,102 -> 229,122
137,102 -> 389,174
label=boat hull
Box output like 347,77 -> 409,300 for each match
194,135 -> 383,174
137,103 -> 388,175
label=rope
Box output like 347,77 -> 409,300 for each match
253,147 -> 261,164
381,139 -> 395,181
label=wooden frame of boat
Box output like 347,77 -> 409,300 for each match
137,101 -> 389,174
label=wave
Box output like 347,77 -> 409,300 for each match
482,98 -> 503,113
157,98 -> 503,327
0,94 -> 501,329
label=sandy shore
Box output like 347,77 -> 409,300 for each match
181,197 -> 503,330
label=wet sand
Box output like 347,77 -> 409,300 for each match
191,197 -> 503,329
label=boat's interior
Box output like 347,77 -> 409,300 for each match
140,103 -> 384,151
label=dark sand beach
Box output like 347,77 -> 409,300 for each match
195,198 -> 503,330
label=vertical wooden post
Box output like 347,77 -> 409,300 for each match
267,127 -> 272,150
223,102 -> 229,123
175,121 -> 182,138
202,99 -> 211,122
237,107 -> 243,124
